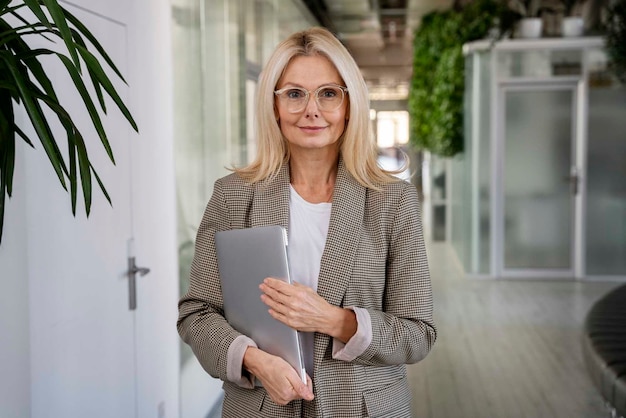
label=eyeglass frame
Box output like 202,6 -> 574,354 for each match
273,84 -> 349,113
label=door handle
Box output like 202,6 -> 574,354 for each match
127,256 -> 150,310
563,167 -> 579,195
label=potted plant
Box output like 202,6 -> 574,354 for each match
0,0 -> 136,244
505,0 -> 545,37
561,0 -> 585,36
605,0 -> 626,83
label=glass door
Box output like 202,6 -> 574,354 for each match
499,85 -> 578,277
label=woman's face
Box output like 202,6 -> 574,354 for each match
275,54 -> 348,156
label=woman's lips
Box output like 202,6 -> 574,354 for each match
299,126 -> 326,133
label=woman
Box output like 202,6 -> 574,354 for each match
177,26 -> 436,417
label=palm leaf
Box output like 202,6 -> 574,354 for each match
33,85 -> 96,215
17,47 -> 91,211
0,177 -> 5,245
0,129 -> 15,196
73,126 -> 92,214
21,0 -> 51,28
14,124 -> 35,147
0,23 -> 49,42
7,4 -> 54,42
13,47 -> 98,214
90,161 -> 111,205
0,0 -> 13,12
1,27 -> 56,47
15,48 -> 56,97
1,52 -> 68,188
0,83 -> 13,246
58,53 -> 114,164
55,109 -> 93,215
0,87 -> 15,196
41,0 -> 80,69
63,9 -> 125,82
69,28 -> 105,111
67,124 -> 77,213
76,43 -> 138,132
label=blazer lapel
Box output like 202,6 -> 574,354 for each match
317,158 -> 366,307
250,164 -> 291,232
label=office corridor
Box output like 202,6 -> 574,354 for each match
408,242 -> 622,418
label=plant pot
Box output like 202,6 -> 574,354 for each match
561,17 -> 584,37
517,18 -> 543,39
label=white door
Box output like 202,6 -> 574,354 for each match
497,83 -> 580,278
24,1 -> 177,417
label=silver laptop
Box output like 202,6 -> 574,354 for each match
214,225 -> 306,385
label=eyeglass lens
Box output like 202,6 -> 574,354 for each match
277,85 -> 345,113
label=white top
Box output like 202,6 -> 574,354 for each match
288,185 -> 332,377
288,185 -> 332,291
287,185 -> 372,380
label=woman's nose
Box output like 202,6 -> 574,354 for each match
304,93 -> 320,116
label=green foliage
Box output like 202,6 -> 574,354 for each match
409,0 -> 505,156
605,0 -> 626,83
0,0 -> 137,244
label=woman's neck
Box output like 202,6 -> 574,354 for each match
289,153 -> 339,203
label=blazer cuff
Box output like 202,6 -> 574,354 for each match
227,335 -> 258,388
332,306 -> 372,361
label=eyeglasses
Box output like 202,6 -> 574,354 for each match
274,84 -> 348,113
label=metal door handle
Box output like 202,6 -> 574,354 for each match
563,167 -> 579,195
127,256 -> 150,310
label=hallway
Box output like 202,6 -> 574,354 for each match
408,242 -> 622,418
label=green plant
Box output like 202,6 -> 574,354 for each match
605,0 -> 626,83
409,0 -> 505,156
507,0 -> 542,17
562,0 -> 582,16
0,0 -> 137,244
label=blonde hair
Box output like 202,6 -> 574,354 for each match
235,27 -> 403,188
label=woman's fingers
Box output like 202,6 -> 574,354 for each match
252,351 -> 314,405
260,278 -> 342,334
260,278 -> 300,300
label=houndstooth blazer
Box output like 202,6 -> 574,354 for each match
177,158 -> 436,418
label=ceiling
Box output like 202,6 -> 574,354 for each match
303,0 -> 453,101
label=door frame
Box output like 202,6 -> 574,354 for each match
492,79 -> 587,279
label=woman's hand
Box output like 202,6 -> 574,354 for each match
243,346 -> 314,405
260,278 -> 357,343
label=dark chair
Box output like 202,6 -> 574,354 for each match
582,284 -> 626,418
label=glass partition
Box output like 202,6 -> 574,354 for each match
477,51 -> 491,274
586,48 -> 626,276
454,51 -> 491,275
450,55 -> 472,269
172,1 -> 316,416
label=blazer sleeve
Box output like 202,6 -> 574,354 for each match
355,182 -> 437,366
177,178 -> 252,385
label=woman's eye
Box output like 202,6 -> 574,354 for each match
319,88 -> 338,98
286,89 -> 305,99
